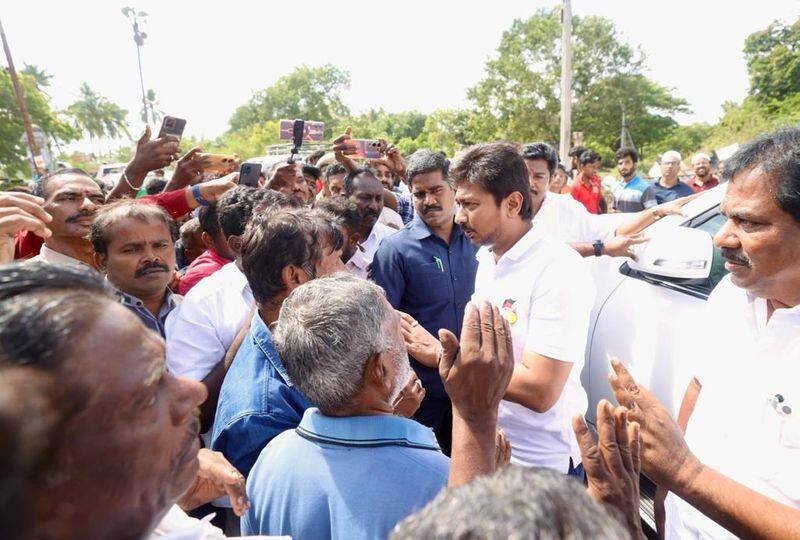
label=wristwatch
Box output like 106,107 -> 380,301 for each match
190,184 -> 213,206
593,240 -> 604,257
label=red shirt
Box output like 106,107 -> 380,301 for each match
570,173 -> 602,214
685,175 -> 720,193
177,248 -> 231,295
14,188 -> 194,260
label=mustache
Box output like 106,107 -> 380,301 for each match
720,247 -> 751,267
134,261 -> 170,277
422,205 -> 442,214
65,209 -> 95,223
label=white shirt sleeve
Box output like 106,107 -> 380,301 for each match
523,251 -> 595,364
165,296 -> 226,381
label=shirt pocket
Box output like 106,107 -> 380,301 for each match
759,401 -> 800,503
408,262 -> 451,303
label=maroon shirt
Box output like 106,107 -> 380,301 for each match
177,248 -> 231,295
685,175 -> 720,193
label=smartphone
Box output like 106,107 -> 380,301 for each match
278,119 -> 324,142
343,139 -> 383,160
157,116 -> 186,140
239,162 -> 262,188
201,153 -> 239,175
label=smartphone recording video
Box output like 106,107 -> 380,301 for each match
343,139 -> 383,160
239,162 -> 262,188
157,116 -> 186,140
278,119 -> 324,142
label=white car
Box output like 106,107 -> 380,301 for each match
582,183 -> 729,530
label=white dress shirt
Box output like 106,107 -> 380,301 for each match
346,221 -> 396,279
665,275 -> 800,539
378,206 -> 404,229
165,262 -> 253,381
472,226 -> 594,472
28,244 -> 90,267
533,193 -> 620,244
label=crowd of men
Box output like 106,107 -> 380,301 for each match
0,120 -> 797,540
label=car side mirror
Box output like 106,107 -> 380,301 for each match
628,227 -> 713,280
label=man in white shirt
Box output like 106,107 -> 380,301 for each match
521,142 -> 693,258
28,168 -> 105,268
344,169 -> 396,278
608,126 -> 800,539
449,141 -> 595,475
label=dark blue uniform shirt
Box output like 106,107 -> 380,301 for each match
371,216 -> 479,399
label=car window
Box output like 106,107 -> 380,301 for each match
690,211 -> 729,292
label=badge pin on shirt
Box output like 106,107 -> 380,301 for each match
501,299 -> 518,325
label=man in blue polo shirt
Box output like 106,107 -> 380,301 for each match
242,273 -> 450,539
210,207 -> 346,477
612,147 -> 657,213
371,149 -> 478,454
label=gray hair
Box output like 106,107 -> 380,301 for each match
406,149 -> 451,186
661,150 -> 682,164
273,272 -> 394,414
391,465 -> 632,539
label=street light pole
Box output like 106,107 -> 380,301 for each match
123,8 -> 150,126
133,20 -> 149,125
558,0 -> 573,168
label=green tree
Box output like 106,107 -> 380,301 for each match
744,19 -> 800,104
66,83 -> 130,141
228,65 -> 350,137
0,71 -> 79,178
21,64 -> 52,90
416,109 -> 477,155
467,8 -> 686,155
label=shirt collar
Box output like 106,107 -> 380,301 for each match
409,215 -> 462,242
251,312 -> 295,387
296,407 -> 441,450
489,225 -> 540,264
115,287 -> 179,315
38,245 -> 90,267
409,215 -> 433,240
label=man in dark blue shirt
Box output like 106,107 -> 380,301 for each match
371,150 -> 478,453
652,150 -> 695,203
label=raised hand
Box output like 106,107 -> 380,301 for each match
0,192 -> 53,263
573,400 -> 644,539
439,301 -> 514,420
398,311 -> 441,368
608,358 -> 703,492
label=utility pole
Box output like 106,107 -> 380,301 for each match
0,17 -> 42,176
122,8 -> 150,125
558,0 -> 573,168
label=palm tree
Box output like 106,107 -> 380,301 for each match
66,83 -> 130,154
21,64 -> 52,91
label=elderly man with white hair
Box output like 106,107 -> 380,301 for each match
685,152 -> 721,192
241,272 -> 519,540
652,150 -> 695,203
